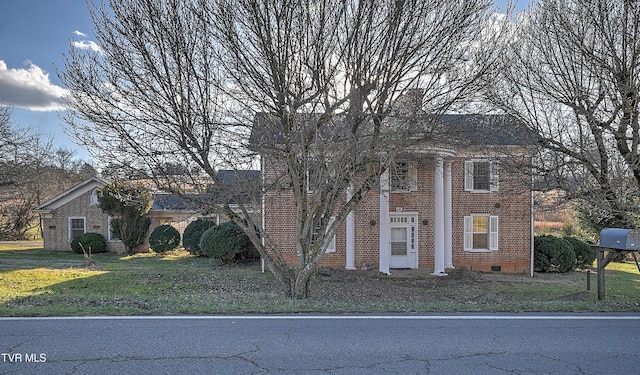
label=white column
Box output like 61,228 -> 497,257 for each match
432,156 -> 447,276
346,184 -> 356,270
379,170 -> 391,275
444,160 -> 454,269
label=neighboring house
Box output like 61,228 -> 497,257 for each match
258,114 -> 535,275
33,171 -> 260,252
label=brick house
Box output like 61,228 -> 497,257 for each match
33,172 -> 260,252
259,114 -> 534,275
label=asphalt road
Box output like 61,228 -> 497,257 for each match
1,314 -> 639,374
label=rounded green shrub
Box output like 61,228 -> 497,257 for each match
182,218 -> 216,255
199,221 -> 258,263
70,232 -> 107,254
534,235 -> 577,273
148,224 -> 181,253
564,236 -> 595,269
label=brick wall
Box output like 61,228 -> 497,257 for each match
41,189 -> 126,253
42,192 -> 209,254
262,155 -> 532,274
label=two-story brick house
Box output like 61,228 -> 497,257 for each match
259,114 -> 534,275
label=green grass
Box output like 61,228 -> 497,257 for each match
1,241 -> 639,316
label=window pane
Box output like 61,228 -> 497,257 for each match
391,228 -> 407,256
473,161 -> 490,190
472,216 -> 489,249
473,233 -> 488,249
472,216 -> 488,232
390,162 -> 409,191
70,218 -> 85,240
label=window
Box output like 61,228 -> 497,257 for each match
90,189 -> 99,205
108,217 -> 120,241
306,160 -> 333,193
390,161 -> 417,192
464,215 -> 498,251
464,160 -> 498,192
312,216 -> 336,253
69,217 -> 86,241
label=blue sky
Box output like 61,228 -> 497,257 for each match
0,0 -> 96,160
0,0 -> 524,164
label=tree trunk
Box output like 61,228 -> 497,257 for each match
292,270 -> 312,299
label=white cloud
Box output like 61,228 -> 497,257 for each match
74,30 -> 87,37
72,40 -> 101,53
0,60 -> 69,112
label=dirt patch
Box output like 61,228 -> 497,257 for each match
309,267 -> 593,306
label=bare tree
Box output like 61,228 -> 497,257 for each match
61,0 -> 504,297
488,0 -> 640,233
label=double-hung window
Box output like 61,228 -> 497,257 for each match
108,217 -> 120,241
390,161 -> 417,192
464,215 -> 498,251
312,216 -> 336,253
464,160 -> 498,192
69,217 -> 86,241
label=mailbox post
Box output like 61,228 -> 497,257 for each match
594,229 -> 640,300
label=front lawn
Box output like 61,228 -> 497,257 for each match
1,242 -> 638,316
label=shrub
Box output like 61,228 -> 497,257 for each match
148,224 -> 181,253
70,232 -> 107,254
534,235 -> 577,273
564,236 -> 596,269
182,219 -> 216,255
199,221 -> 258,263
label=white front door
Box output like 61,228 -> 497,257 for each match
389,214 -> 418,269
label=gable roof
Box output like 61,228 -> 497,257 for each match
33,177 -> 107,212
435,114 -> 535,147
34,171 -> 261,214
250,112 -> 535,153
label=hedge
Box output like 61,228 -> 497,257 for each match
70,232 -> 107,254
534,235 -> 577,273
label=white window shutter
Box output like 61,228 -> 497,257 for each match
408,161 -> 418,191
489,216 -> 499,250
326,217 -> 336,253
464,161 -> 474,191
463,216 -> 473,250
490,161 -> 499,192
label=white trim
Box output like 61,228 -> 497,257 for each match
35,177 -> 106,211
490,216 -> 499,250
379,170 -> 390,275
433,157 -> 446,276
107,216 -> 120,242
390,161 -> 418,192
463,215 -> 499,251
90,188 -> 100,205
389,212 -> 419,269
68,217 -> 86,241
345,184 -> 356,270
444,161 -> 453,269
464,159 -> 498,192
325,217 -> 336,253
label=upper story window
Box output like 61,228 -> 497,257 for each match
390,161 -> 417,192
90,188 -> 100,205
464,160 -> 498,192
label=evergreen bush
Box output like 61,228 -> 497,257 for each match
564,236 -> 596,269
182,218 -> 216,255
70,232 -> 107,254
199,221 -> 258,263
534,235 -> 577,273
148,224 -> 181,253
